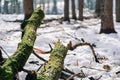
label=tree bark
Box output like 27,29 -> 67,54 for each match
100,0 -> 117,33
71,0 -> 77,20
37,41 -> 68,80
116,0 -> 120,22
78,0 -> 83,21
64,0 -> 70,21
23,0 -> 34,20
0,7 -> 44,80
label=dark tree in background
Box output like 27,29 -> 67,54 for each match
23,0 -> 34,20
52,0 -> 58,14
78,0 -> 83,21
4,1 -> 9,14
0,0 -> 1,13
64,0 -> 70,21
95,0 -> 101,17
71,0 -> 76,20
95,0 -> 103,17
100,0 -> 116,33
116,0 -> 120,22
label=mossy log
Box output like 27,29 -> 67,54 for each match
37,41 -> 68,80
0,7 -> 44,80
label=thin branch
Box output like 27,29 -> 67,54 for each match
81,66 -> 105,71
44,44 -> 53,53
67,42 -> 99,63
63,68 -> 86,79
65,33 -> 99,63
33,50 -> 47,62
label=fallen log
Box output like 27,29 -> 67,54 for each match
0,7 -> 44,80
37,40 -> 68,80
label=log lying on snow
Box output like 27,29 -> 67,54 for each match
0,7 -> 44,80
37,41 -> 68,80
0,7 -> 98,80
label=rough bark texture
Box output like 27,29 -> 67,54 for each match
64,0 -> 70,21
116,0 -> 120,22
78,0 -> 83,21
37,41 -> 68,80
23,0 -> 34,20
100,0 -> 116,33
71,0 -> 76,20
95,0 -> 104,17
0,8 -> 44,80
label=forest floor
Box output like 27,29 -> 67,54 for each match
0,11 -> 120,80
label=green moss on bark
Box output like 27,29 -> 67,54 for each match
0,7 -> 44,80
37,41 -> 68,80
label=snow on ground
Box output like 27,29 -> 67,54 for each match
0,12 -> 120,80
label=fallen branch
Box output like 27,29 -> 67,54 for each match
37,40 -> 68,80
67,41 -> 99,63
0,7 -> 44,80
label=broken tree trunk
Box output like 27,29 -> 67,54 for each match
0,7 -> 44,80
37,41 -> 68,80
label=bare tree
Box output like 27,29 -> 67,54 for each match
100,0 -> 116,33
71,0 -> 77,20
23,0 -> 34,20
78,0 -> 83,21
116,0 -> 120,22
63,0 -> 70,21
95,0 -> 103,17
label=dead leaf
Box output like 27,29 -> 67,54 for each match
33,48 -> 45,54
103,64 -> 112,71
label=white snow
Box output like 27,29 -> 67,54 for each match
0,11 -> 120,80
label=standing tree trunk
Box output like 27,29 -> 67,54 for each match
52,0 -> 58,14
23,0 -> 34,20
95,0 -> 104,17
100,0 -> 116,33
4,1 -> 9,14
64,0 -> 70,21
95,0 -> 101,17
47,0 -> 50,14
0,0 -> 1,13
71,0 -> 77,20
78,0 -> 83,21
116,0 -> 120,22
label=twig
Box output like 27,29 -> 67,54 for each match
37,64 -> 45,72
63,68 -> 86,79
32,50 -> 47,62
116,71 -> 120,74
44,44 -> 53,53
66,33 -> 81,42
97,75 -> 102,80
67,42 -> 99,63
66,33 -> 99,63
81,66 -> 105,71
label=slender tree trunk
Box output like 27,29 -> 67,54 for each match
95,0 -> 104,17
52,0 -> 58,14
23,0 -> 34,20
116,0 -> 120,22
0,8 -> 44,80
100,0 -> 116,33
0,0 -> 1,13
4,1 -> 9,14
95,0 -> 101,17
71,0 -> 77,20
78,0 -> 83,21
47,0 -> 50,14
64,0 -> 70,21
